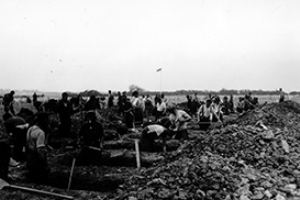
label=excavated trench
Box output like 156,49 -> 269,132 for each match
43,142 -> 169,192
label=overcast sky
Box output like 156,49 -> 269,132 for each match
0,0 -> 299,92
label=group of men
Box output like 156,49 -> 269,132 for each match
0,91 -> 105,183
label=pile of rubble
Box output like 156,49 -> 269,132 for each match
109,101 -> 300,200
236,101 -> 300,128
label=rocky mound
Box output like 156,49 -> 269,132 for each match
109,102 -> 300,200
236,101 -> 300,128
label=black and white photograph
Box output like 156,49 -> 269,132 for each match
0,0 -> 300,199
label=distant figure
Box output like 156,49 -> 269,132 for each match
32,92 -> 37,103
197,98 -> 213,130
194,93 -> 199,103
161,93 -> 168,105
26,112 -> 49,183
221,96 -> 231,115
244,92 -> 255,111
279,88 -> 285,103
186,95 -> 192,113
154,94 -> 160,106
57,92 -> 73,137
123,98 -> 134,129
70,95 -> 85,113
131,91 -> 145,125
33,93 -> 43,111
229,95 -> 235,113
78,111 -> 104,165
85,95 -> 100,111
108,90 -> 114,108
236,97 -> 245,113
117,92 -> 123,113
190,95 -> 200,119
3,90 -> 15,116
144,95 -> 154,121
99,96 -> 106,109
211,96 -> 223,122
156,98 -> 167,121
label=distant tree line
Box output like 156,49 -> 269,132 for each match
67,87 -> 296,98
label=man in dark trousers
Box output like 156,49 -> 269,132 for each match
123,98 -> 134,129
78,111 -> 104,165
140,118 -> 173,152
108,90 -> 114,108
57,92 -> 73,137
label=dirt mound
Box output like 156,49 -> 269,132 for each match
110,102 -> 300,200
236,101 -> 300,128
112,149 -> 241,200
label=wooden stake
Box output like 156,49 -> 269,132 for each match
134,139 -> 141,169
67,158 -> 76,192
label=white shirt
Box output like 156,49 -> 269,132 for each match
198,105 -> 212,118
169,110 -> 191,130
132,97 -> 145,111
156,102 -> 167,112
27,125 -> 46,151
146,124 -> 166,137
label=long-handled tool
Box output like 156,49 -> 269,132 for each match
67,158 -> 76,192
0,178 -> 73,199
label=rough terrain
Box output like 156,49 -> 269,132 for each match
1,101 -> 300,200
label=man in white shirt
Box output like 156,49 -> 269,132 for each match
197,98 -> 213,130
131,91 -> 145,125
168,107 -> 191,140
156,98 -> 167,121
140,118 -> 172,152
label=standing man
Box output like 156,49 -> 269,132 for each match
197,98 -> 213,130
155,98 -> 167,121
144,95 -> 154,121
131,91 -> 145,125
117,92 -> 123,114
108,90 -> 114,109
229,95 -> 235,113
3,90 -> 15,116
26,112 -> 49,183
57,92 -> 72,137
78,111 -> 104,165
279,88 -> 285,103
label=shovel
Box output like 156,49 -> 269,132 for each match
0,178 -> 73,199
